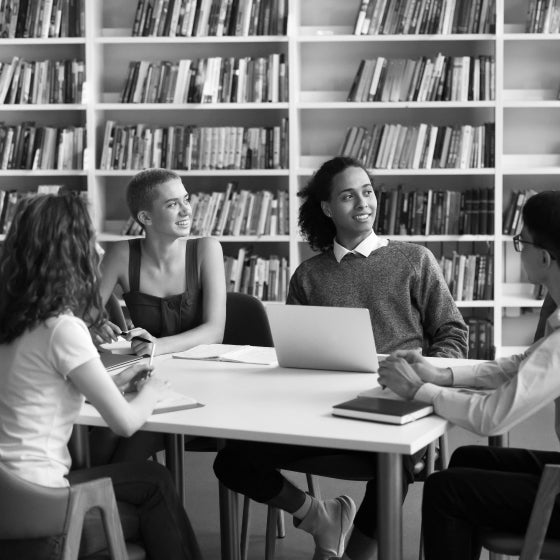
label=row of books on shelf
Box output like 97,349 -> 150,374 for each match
353,0 -> 495,36
0,0 -> 84,38
0,57 -> 85,105
99,120 -> 288,171
340,123 -> 495,170
121,54 -> 288,105
503,189 -> 538,236
224,248 -> 289,302
526,0 -> 560,33
347,54 -> 495,103
131,0 -> 288,37
188,184 -> 288,236
0,123 -> 85,170
466,317 -> 494,360
374,187 -> 494,236
0,185 -> 74,234
439,251 -> 493,301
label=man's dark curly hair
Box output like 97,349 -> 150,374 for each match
522,190 -> 560,262
0,193 -> 105,343
297,156 -> 373,252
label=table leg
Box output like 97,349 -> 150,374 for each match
164,433 -> 185,504
378,453 -> 402,560
219,481 -> 240,560
489,434 -> 509,448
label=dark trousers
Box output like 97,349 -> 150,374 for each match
213,440 -> 415,538
68,461 -> 202,560
423,445 -> 560,560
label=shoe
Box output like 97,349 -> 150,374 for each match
295,495 -> 356,560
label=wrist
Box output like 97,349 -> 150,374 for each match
442,367 -> 453,386
409,381 -> 424,399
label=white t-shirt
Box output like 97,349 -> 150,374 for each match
0,314 -> 99,487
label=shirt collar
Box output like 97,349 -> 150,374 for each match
332,230 -> 388,263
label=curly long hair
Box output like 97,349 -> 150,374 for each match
0,193 -> 105,343
297,156 -> 373,252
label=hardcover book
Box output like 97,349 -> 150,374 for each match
332,396 -> 433,425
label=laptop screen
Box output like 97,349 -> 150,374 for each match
265,305 -> 379,373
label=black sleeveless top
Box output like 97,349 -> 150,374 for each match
122,238 -> 203,338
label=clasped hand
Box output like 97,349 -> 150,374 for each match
378,349 -> 446,399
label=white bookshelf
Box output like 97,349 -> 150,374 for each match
0,0 -> 553,353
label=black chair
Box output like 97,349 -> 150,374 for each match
0,461 -> 144,560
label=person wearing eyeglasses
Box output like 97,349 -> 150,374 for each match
378,190 -> 560,559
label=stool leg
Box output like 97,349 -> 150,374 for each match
240,496 -> 251,560
265,507 -> 279,560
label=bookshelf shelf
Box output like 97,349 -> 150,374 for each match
95,169 -> 289,177
299,30 -> 496,42
98,32 -> 289,44
97,101 -> 289,110
298,98 -> 496,109
0,38 -> 86,45
0,170 -> 88,176
0,105 -> 86,111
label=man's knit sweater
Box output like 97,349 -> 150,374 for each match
287,240 -> 468,358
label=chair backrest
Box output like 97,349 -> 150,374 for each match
223,292 -> 274,347
106,293 -> 128,332
534,292 -> 556,342
0,462 -> 69,540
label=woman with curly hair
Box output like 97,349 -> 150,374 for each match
0,193 -> 202,560
214,156 -> 468,560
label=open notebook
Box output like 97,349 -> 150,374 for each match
173,344 -> 277,365
125,387 -> 202,415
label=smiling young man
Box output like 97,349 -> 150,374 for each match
214,157 -> 468,560
378,190 -> 560,559
287,156 -> 468,357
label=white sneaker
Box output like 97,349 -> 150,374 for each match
295,495 -> 356,560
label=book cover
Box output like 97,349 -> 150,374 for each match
332,396 -> 433,425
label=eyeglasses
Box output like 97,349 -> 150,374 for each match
512,233 -> 556,260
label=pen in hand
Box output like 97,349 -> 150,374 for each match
149,342 -> 156,368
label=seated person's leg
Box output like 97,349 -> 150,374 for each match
89,428 -> 164,465
450,444 -> 560,474
69,461 -> 202,560
423,446 -> 560,560
214,440 -> 357,560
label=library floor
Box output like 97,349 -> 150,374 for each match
182,403 -> 557,560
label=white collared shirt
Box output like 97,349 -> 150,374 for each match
415,306 -> 560,440
332,230 -> 388,263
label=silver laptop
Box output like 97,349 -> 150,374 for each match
265,305 -> 379,373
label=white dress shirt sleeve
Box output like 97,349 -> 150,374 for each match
414,331 -> 560,436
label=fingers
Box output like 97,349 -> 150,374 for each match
122,327 -> 149,341
130,339 -> 154,357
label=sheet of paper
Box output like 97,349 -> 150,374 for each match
99,336 -> 134,355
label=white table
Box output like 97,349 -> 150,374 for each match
77,355 -> 460,560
